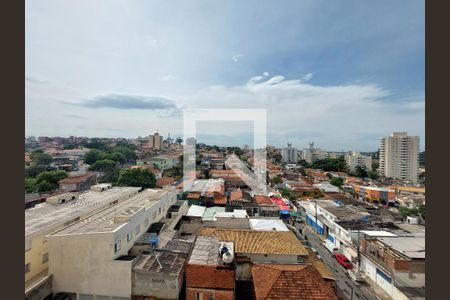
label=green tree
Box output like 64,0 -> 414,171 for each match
34,170 -> 68,192
25,178 -> 38,194
368,171 -> 379,180
117,168 -> 156,188
312,158 -> 347,172
355,166 -> 368,179
271,175 -> 282,185
272,152 -> 282,163
88,159 -> 117,172
37,181 -> 55,193
175,137 -> 183,144
330,177 -> 344,187
371,161 -> 379,172
84,149 -> 102,165
25,165 -> 46,178
30,150 -> 53,166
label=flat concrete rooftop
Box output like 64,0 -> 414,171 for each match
50,189 -> 170,235
25,187 -> 140,237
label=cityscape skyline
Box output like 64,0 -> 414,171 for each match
26,0 -> 424,151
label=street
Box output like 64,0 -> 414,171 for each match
298,223 -> 380,300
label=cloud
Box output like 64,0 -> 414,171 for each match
301,73 -> 313,82
160,74 -> 175,81
72,94 -> 178,110
25,75 -> 47,84
232,54 -> 243,62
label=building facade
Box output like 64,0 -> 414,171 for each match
281,143 -> 298,164
379,132 -> 419,184
148,132 -> 163,150
345,152 -> 372,173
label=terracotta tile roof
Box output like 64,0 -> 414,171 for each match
59,173 -> 96,184
197,228 -> 308,256
187,193 -> 201,199
130,164 -> 162,174
254,195 -> 273,205
229,189 -> 243,201
156,176 -> 175,188
213,193 -> 227,205
252,264 -> 338,300
186,264 -> 235,290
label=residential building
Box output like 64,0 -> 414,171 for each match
302,142 -> 328,164
148,132 -> 163,150
354,186 -> 395,204
379,132 -> 420,184
146,156 -> 177,171
345,151 -> 372,173
58,173 -> 98,192
25,187 -> 140,299
47,188 -> 178,300
251,264 -> 338,300
186,236 -> 236,300
197,228 -> 308,264
281,142 -> 298,164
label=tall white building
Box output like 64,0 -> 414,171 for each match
379,132 -> 419,184
345,151 -> 372,173
302,142 -> 328,164
148,132 -> 163,150
281,143 -> 298,163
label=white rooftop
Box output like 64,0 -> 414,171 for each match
186,205 -> 206,218
249,219 -> 289,231
50,189 -> 170,235
25,187 -> 140,237
215,209 -> 248,219
377,236 -> 425,259
361,230 -> 397,237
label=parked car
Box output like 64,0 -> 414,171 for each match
334,253 -> 353,269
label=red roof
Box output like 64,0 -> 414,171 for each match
270,197 -> 290,211
187,193 -> 201,199
156,176 -> 175,188
186,264 -> 235,290
252,264 -> 338,300
59,173 -> 96,184
254,195 -> 273,205
229,189 -> 243,201
213,193 -> 227,205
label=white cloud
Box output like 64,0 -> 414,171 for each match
160,74 -> 175,81
301,72 -> 313,82
232,54 -> 243,62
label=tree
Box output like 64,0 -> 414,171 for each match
88,159 -> 117,172
84,149 -> 102,165
30,150 -> 53,166
175,137 -> 183,144
272,152 -> 282,163
368,171 -> 379,180
117,168 -> 156,188
371,161 -> 379,172
330,177 -> 344,187
25,178 -> 38,194
271,175 -> 282,185
33,170 -> 69,192
25,165 -> 46,178
355,165 -> 368,179
63,144 -> 76,149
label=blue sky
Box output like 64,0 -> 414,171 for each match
25,0 -> 425,151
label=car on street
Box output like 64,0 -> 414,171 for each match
334,253 -> 353,269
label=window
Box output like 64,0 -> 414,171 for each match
25,263 -> 30,274
158,207 -> 162,214
114,240 -> 121,253
42,252 -> 49,263
195,293 -> 204,300
127,232 -> 133,242
135,225 -> 140,235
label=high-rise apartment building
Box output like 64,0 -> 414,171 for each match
379,132 -> 419,184
148,132 -> 163,150
281,143 -> 298,164
302,142 -> 328,164
345,151 -> 372,173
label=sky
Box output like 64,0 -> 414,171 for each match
25,0 -> 425,151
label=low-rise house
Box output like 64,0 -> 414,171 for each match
197,228 -> 309,264
251,264 -> 338,300
58,172 -> 97,192
314,183 -> 340,193
186,236 -> 236,300
156,176 -> 176,188
254,194 -> 279,217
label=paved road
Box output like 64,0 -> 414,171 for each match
69,163 -> 89,176
299,224 -> 379,300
